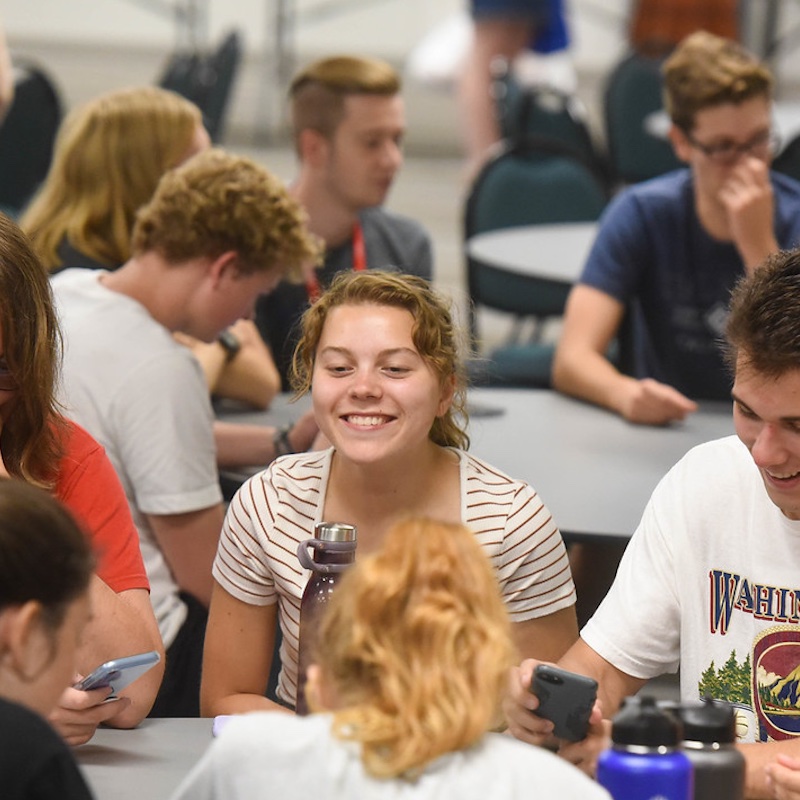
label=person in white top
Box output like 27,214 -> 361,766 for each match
52,149 -> 320,717
202,270 -> 578,717
505,248 -> 800,798
175,517 -> 607,800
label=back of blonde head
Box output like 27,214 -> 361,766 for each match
312,517 -> 516,779
21,86 -> 202,270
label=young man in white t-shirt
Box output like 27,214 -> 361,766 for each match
53,149 -> 320,716
506,247 -> 800,798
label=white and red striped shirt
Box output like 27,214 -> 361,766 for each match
213,448 -> 575,706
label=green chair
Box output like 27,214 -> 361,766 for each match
492,60 -> 611,190
603,50 -> 682,187
0,61 -> 63,216
464,138 -> 608,387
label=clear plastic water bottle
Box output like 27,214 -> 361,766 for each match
672,698 -> 745,800
295,521 -> 357,715
597,696 -> 693,800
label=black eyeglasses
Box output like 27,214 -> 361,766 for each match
686,129 -> 780,163
0,361 -> 16,392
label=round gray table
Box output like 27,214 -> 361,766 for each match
217,388 -> 734,543
467,388 -> 733,542
465,221 -> 597,284
77,718 -> 213,799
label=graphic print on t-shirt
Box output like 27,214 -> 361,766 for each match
703,568 -> 800,742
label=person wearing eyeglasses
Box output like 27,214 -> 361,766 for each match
552,31 -> 800,427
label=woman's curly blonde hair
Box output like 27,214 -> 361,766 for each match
310,517 -> 516,779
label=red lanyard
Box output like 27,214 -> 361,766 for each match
305,221 -> 366,303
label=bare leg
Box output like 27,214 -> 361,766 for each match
458,17 -> 534,177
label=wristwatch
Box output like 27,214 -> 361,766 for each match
216,329 -> 241,363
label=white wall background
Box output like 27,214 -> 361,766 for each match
3,0 -> 800,150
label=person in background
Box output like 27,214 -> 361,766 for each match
0,481 -> 96,799
0,19 -> 13,123
458,0 -> 567,175
175,518 -> 607,800
255,55 -> 434,389
553,30 -> 800,627
552,30 -> 800,426
52,149 -> 320,717
508,248 -> 800,799
0,212 -> 163,743
202,271 -> 577,717
20,86 -> 278,410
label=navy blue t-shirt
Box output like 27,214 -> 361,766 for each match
580,168 -> 800,400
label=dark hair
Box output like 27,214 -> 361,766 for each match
0,213 -> 66,488
725,249 -> 800,377
0,480 -> 94,630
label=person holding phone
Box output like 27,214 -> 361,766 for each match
0,480 -> 97,799
202,270 -> 578,717
51,150 -> 321,717
507,249 -> 800,798
176,518 -> 607,799
0,212 -> 164,743
20,86 -> 280,412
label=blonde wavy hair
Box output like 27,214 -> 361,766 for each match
21,86 -> 202,271
310,517 -> 516,779
131,148 -> 320,278
291,270 -> 469,449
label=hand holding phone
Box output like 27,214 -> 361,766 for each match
530,664 -> 598,742
74,650 -> 161,698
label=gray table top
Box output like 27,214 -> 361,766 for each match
465,221 -> 597,284
218,388 -> 734,542
76,717 -> 212,800
466,388 -> 733,541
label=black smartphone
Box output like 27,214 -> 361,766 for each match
530,664 -> 598,742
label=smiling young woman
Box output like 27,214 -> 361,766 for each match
201,271 -> 579,719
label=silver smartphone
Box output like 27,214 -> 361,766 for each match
74,650 -> 161,698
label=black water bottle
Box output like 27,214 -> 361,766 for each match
295,521 -> 357,715
674,698 -> 745,800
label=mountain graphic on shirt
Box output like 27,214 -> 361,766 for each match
760,664 -> 800,710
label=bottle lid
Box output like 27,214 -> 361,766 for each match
611,696 -> 682,747
675,697 -> 737,744
314,522 -> 357,543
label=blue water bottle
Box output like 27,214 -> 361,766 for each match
597,696 -> 693,800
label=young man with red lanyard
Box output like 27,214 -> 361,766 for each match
255,55 -> 434,388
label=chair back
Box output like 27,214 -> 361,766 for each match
0,62 -> 63,215
773,134 -> 800,183
493,62 -> 609,187
464,139 -> 607,341
603,50 -> 682,186
158,30 -> 242,142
